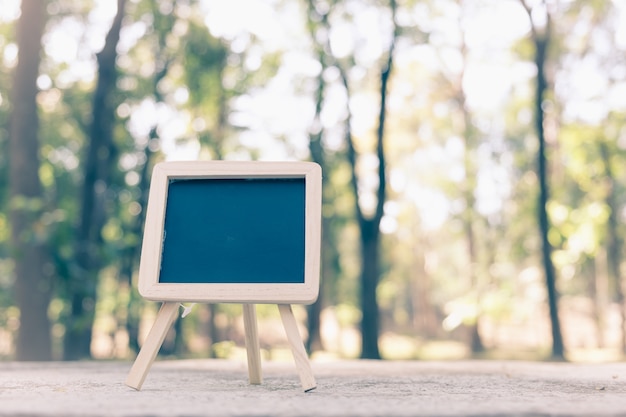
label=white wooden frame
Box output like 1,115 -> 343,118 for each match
137,160 -> 322,304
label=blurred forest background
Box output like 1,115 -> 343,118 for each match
1,0 -> 626,363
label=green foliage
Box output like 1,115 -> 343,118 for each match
183,22 -> 226,108
0,0 -> 625,359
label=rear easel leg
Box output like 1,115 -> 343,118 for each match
126,302 -> 180,390
243,303 -> 262,385
278,304 -> 316,392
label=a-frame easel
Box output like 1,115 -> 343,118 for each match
125,302 -> 316,392
128,161 -> 322,393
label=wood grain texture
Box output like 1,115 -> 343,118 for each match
243,304 -> 262,385
278,304 -> 316,392
125,302 -> 179,390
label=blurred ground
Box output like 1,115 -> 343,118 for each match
1,359 -> 626,417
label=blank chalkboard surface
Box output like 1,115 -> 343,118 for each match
137,161 -> 321,304
159,178 -> 305,284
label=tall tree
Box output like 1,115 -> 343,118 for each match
459,64 -> 484,354
520,0 -> 564,359
64,0 -> 127,359
599,141 -> 626,352
8,0 -> 52,360
567,0 -> 626,354
302,0 -> 397,357
337,0 -> 398,359
116,0 -> 178,356
303,0 -> 333,354
452,0 -> 484,353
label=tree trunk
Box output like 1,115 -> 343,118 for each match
599,141 -> 625,352
359,220 -> 382,359
355,0 -> 396,360
410,238 -> 439,339
535,39 -> 564,361
305,39 -> 328,353
9,0 -> 52,361
521,0 -> 565,359
119,139 -> 154,354
306,0 -> 396,359
303,0 -> 338,354
64,0 -> 126,360
457,28 -> 484,354
586,257 -> 606,348
208,304 -> 220,358
462,134 -> 483,353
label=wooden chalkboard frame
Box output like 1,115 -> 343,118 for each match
137,160 -> 322,304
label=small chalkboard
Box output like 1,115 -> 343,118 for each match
138,161 -> 321,304
126,161 -> 321,392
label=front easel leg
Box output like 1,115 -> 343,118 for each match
126,302 -> 180,390
278,304 -> 316,392
243,304 -> 262,385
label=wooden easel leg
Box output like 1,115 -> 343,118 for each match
125,302 -> 180,390
278,304 -> 317,392
243,304 -> 262,385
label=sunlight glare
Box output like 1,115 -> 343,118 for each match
608,82 -> 626,111
568,57 -> 609,100
408,185 -> 450,232
616,4 -> 626,49
463,0 -> 529,48
380,215 -> 398,235
389,168 -> 407,193
128,99 -> 160,142
202,0 -> 280,45
3,43 -> 17,68
353,5 -> 391,65
87,0 -> 119,52
329,23 -> 354,59
36,74 -> 52,90
560,56 -> 612,124
463,64 -> 513,112
350,92 -> 379,138
0,0 -> 20,22
43,18 -> 82,63
118,21 -> 148,54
